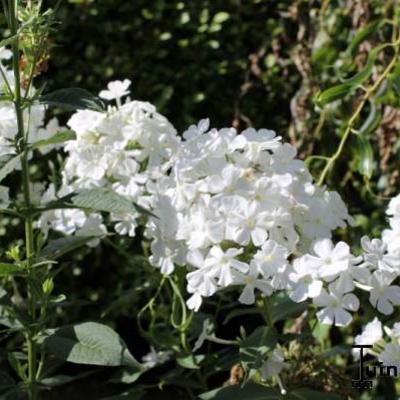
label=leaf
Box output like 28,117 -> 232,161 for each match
72,188 -> 155,217
240,326 -> 277,372
199,383 -> 280,400
269,292 -> 307,324
356,134 -> 374,179
0,155 -> 20,183
287,388 -> 341,400
347,21 -> 380,57
0,34 -> 18,49
31,130 -> 76,149
39,88 -> 105,112
110,366 -> 143,384
223,307 -> 261,325
44,322 -> 143,370
37,236 -> 96,261
357,101 -> 381,137
41,371 -> 96,387
0,371 -> 16,395
315,47 -> 379,106
177,354 -> 205,369
0,262 -> 25,277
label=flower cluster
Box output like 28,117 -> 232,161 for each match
36,79 -> 400,328
39,80 -> 180,240
145,119 -> 352,311
289,194 -> 400,327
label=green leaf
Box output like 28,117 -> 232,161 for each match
0,371 -> 16,396
44,322 -> 143,370
240,326 -> 277,372
347,21 -> 380,57
356,134 -> 374,179
269,292 -> 308,324
39,88 -> 106,112
31,130 -> 76,149
110,366 -> 143,384
287,388 -> 341,400
72,188 -> 155,217
0,34 -> 18,49
199,383 -> 280,400
0,262 -> 25,277
177,354 -> 205,369
358,101 -> 381,137
315,47 -> 379,106
37,236 -> 97,261
0,154 -> 20,183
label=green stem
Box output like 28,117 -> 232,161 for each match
9,1 -> 38,398
262,297 -> 274,328
317,36 -> 400,186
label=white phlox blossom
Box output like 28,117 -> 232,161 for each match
301,193 -> 400,326
144,118 -> 352,313
357,318 -> 400,372
39,80 -> 180,241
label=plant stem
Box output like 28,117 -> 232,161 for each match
317,37 -> 400,186
9,1 -> 38,398
262,297 -> 274,328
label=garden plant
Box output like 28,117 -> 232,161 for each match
0,1 -> 400,399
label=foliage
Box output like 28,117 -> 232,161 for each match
0,1 -> 400,399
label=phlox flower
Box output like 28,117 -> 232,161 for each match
313,282 -> 359,326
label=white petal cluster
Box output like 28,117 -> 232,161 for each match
33,79 -> 400,329
289,194 -> 400,327
40,80 -> 180,239
145,119 -> 352,311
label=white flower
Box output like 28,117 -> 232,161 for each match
361,236 -> 400,273
387,194 -> 400,219
234,262 -> 273,304
313,282 -> 359,326
382,218 -> 400,254
0,47 -> 12,60
75,214 -> 107,247
193,318 -> 214,352
307,239 -> 351,281
261,349 -> 289,379
253,240 -> 288,277
288,256 -> 323,302
353,318 -> 382,360
369,271 -> 400,315
226,200 -> 269,246
99,79 -> 131,101
142,347 -> 173,369
379,343 -> 400,370
205,246 -> 249,287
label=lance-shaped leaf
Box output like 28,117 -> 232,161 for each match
40,88 -> 106,112
199,383 -> 280,400
0,154 -> 20,183
44,322 -> 143,370
36,236 -> 97,261
315,47 -> 380,106
269,292 -> 308,324
347,21 -> 380,57
0,262 -> 25,277
240,326 -> 277,372
356,134 -> 374,179
71,188 -> 155,217
30,130 -> 76,149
